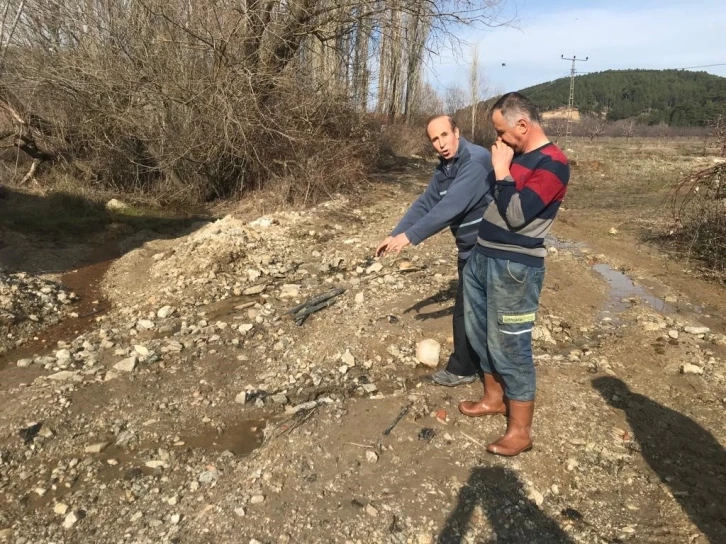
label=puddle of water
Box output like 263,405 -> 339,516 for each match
592,263 -> 674,318
181,419 -> 266,456
0,251 -> 116,371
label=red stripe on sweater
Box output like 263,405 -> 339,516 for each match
510,164 -> 565,204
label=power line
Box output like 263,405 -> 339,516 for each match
561,54 -> 588,149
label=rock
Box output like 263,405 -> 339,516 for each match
244,285 -> 266,296
105,198 -> 128,211
361,383 -> 377,394
415,339 -> 440,368
85,442 -> 110,454
16,358 -> 32,368
366,262 -> 383,275
684,326 -> 710,335
341,349 -> 355,367
250,494 -> 265,504
234,507 -> 246,517
528,488 -> 544,506
566,458 -> 579,472
279,284 -> 301,299
48,370 -> 80,381
157,305 -> 175,319
680,363 -> 704,375
198,469 -> 218,483
171,513 -> 181,524
114,356 -> 137,372
271,393 -> 289,405
63,511 -> 80,529
366,450 -> 378,463
338,365 -> 349,375
0,529 -> 12,541
532,325 -> 556,344
137,319 -> 155,330
668,330 -> 679,339
239,323 -> 254,334
55,349 -> 72,362
134,345 -> 150,357
54,502 -> 69,515
354,292 -> 365,304
235,392 -> 247,404
642,322 -> 662,332
365,504 -> 378,517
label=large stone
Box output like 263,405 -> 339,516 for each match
279,284 -> 301,299
680,363 -> 704,375
85,442 -> 111,454
114,356 -> 137,372
416,339 -> 441,368
243,285 -> 266,296
106,198 -> 128,211
684,326 -> 710,335
157,305 -> 175,319
532,325 -> 557,344
48,371 -> 80,381
366,262 -> 383,275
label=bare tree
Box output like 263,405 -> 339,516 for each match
623,119 -> 636,143
584,115 -> 607,142
444,85 -> 468,118
1,0 -> 512,201
468,44 -> 489,140
707,114 -> 726,157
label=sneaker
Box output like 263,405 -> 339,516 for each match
431,369 -> 478,387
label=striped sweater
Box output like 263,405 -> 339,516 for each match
391,138 -> 494,259
476,142 -> 569,267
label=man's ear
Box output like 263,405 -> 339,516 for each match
454,127 -> 460,137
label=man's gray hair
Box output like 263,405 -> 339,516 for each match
490,92 -> 541,126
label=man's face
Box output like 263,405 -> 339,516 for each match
427,117 -> 460,160
491,109 -> 526,153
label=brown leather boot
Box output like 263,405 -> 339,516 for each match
458,373 -> 507,417
486,400 -> 534,456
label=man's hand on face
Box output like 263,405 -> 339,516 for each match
492,138 -> 515,180
375,236 -> 394,257
382,233 -> 410,256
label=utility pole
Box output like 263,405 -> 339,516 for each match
561,54 -> 588,149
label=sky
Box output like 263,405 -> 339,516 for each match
426,0 -> 726,97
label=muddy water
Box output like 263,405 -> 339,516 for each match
181,419 -> 266,456
0,251 -> 115,371
552,236 -> 724,331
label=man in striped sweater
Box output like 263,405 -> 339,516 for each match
376,115 -> 494,387
459,92 -> 570,456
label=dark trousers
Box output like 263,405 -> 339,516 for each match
445,256 -> 481,376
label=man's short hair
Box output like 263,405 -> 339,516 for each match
425,115 -> 458,135
490,92 -> 541,125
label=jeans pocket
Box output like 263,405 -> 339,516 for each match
505,260 -> 529,283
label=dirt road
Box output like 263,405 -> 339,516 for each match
1,146 -> 724,544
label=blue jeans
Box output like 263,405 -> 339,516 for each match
463,250 -> 545,402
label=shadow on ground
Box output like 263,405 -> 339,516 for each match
0,186 -> 212,275
404,280 -> 458,321
593,377 -> 726,544
438,465 -> 576,543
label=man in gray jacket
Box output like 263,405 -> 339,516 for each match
376,115 -> 494,386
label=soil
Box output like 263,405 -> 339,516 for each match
0,147 -> 724,544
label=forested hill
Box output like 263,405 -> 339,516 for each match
518,69 -> 726,126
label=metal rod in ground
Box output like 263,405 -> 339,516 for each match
383,402 -> 413,436
288,287 -> 346,315
294,298 -> 339,325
